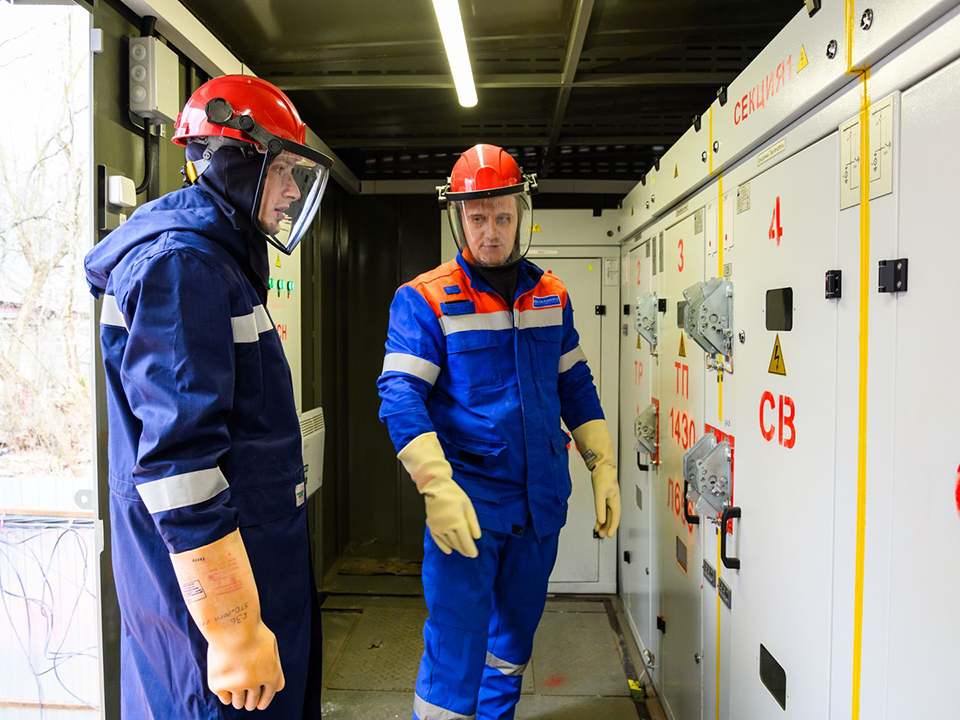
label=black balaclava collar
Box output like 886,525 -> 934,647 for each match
186,141 -> 271,297
466,257 -> 520,308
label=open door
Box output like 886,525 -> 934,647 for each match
0,2 -> 102,716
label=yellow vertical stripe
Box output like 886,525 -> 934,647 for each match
711,101 -> 724,720
851,67 -> 871,720
846,0 -> 856,72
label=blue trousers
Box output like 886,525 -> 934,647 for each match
413,524 -> 560,720
110,492 -> 322,719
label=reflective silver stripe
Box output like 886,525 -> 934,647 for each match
515,306 -> 562,330
253,305 -> 273,333
382,353 -> 441,385
559,345 -> 587,373
439,310 -> 512,336
413,695 -> 475,720
136,467 -> 229,514
485,651 -> 528,677
100,295 -> 128,330
232,305 -> 273,343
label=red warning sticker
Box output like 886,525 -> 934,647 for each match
955,463 -> 960,520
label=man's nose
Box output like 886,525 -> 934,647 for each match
284,176 -> 301,201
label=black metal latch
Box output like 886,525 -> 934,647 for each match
825,270 -> 842,299
878,259 -> 908,293
657,615 -> 667,633
595,305 -> 607,315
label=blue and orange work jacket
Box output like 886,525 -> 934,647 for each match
378,253 -> 604,539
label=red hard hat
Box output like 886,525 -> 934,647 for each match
449,144 -> 523,194
172,75 -> 306,147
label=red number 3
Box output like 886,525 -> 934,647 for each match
678,238 -> 685,272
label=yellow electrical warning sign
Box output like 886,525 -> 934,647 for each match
768,334 -> 787,376
679,334 -> 687,358
674,164 -> 679,178
533,223 -> 542,233
797,45 -> 809,73
275,255 -> 282,268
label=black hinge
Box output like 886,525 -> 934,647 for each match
878,259 -> 908,293
658,298 -> 667,313
623,304 -> 630,316
825,270 -> 842,299
805,0 -> 822,17
623,551 -> 631,564
595,305 -> 607,316
657,615 -> 667,633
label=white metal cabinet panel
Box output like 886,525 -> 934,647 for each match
700,184 -> 736,720
619,237 -> 657,656
267,244 -> 302,413
618,244 -> 641,636
656,211 -> 706,720
699,525 -> 732,720
881,55 -> 960,718
829,95 -> 903,720
724,136 -> 841,719
852,0 -> 960,70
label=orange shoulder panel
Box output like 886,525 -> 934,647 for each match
403,260 -> 465,316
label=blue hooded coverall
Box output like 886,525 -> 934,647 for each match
378,253 -> 605,720
84,152 -> 321,719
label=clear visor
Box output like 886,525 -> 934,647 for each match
254,144 -> 331,255
446,190 -> 533,267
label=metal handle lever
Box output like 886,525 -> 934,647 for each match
720,506 -> 741,569
637,452 -> 649,472
682,479 -> 700,525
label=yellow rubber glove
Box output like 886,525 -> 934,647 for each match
571,419 -> 621,538
170,529 -> 285,711
398,431 -> 482,558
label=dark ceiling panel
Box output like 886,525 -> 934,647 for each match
292,87 -> 557,141
176,0 -> 799,184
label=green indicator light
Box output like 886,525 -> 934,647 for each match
278,279 -> 285,290
269,278 -> 275,289
288,281 -> 294,291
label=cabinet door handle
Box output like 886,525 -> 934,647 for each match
720,506 -> 741,570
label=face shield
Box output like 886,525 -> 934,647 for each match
203,97 -> 333,255
253,142 -> 330,254
438,177 -> 538,268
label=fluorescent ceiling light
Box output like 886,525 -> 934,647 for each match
432,0 -> 477,108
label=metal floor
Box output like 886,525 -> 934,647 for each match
320,585 -> 667,720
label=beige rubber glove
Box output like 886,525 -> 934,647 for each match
399,431 -> 482,558
571,419 -> 621,538
170,529 -> 285,711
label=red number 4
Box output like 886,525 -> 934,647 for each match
769,196 -> 783,246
